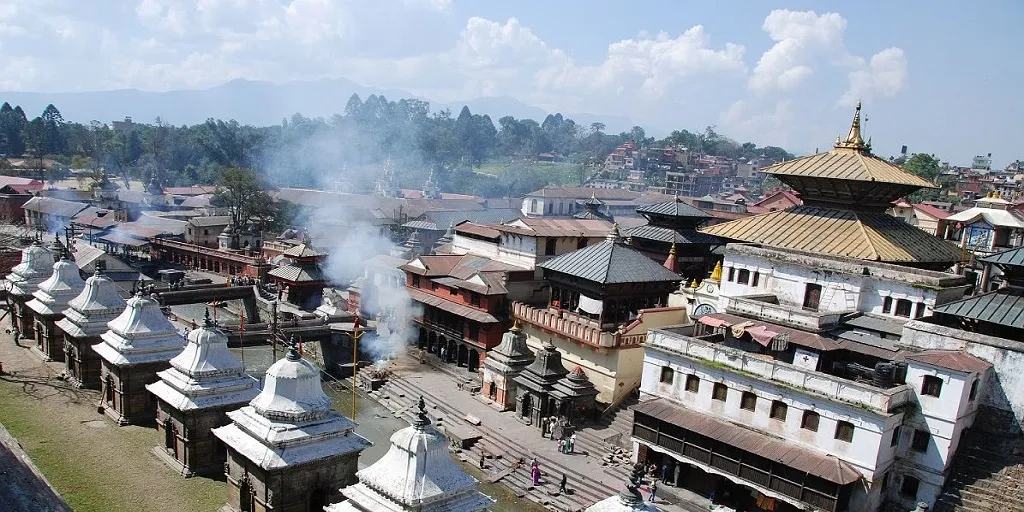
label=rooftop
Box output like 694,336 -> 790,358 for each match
931,288 -> 1024,330
55,271 -> 127,339
26,258 -> 86,316
539,228 -> 684,285
93,293 -> 185,366
22,196 -> 89,217
525,186 -> 639,201
494,217 -> 612,238
901,350 -> 991,374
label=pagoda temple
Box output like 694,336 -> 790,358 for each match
57,268 -> 127,389
702,102 -> 960,270
212,344 -> 369,512
481,321 -> 535,410
513,338 -> 598,428
627,196 -> 721,280
146,311 -> 259,477
93,290 -> 186,425
26,256 -> 85,361
267,240 -> 328,310
326,397 -> 494,512
586,463 -> 660,512
574,193 -> 613,221
5,241 -> 55,339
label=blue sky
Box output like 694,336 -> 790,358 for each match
0,0 -> 1020,166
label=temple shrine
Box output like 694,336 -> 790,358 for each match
627,196 -> 721,280
26,256 -> 85,361
146,311 -> 260,477
212,344 -> 369,512
703,102 -> 960,270
93,290 -> 186,425
56,268 -> 127,389
586,463 -> 660,512
5,241 -> 55,339
267,240 -> 328,310
326,397 -> 494,512
513,338 -> 598,428
481,321 -> 535,410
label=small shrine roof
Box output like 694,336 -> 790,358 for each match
93,293 -> 185,366
282,242 -> 326,258
268,264 -> 326,283
27,258 -> 86,316
515,341 -> 569,394
56,271 -> 127,339
485,323 -> 534,372
6,242 -> 55,297
981,246 -> 1024,267
626,225 -> 720,245
635,198 -> 712,219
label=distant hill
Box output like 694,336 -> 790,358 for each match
0,78 -> 634,132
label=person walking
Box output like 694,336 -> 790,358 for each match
559,473 -> 568,494
557,438 -> 564,453
479,452 -> 486,469
648,480 -> 658,502
569,433 -> 577,453
532,464 -> 541,486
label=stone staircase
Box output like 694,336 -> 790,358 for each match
368,373 -> 628,511
934,429 -> 1024,512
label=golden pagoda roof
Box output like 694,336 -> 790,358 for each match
700,206 -> 961,265
763,102 -> 934,189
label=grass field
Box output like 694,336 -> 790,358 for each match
476,160 -> 584,186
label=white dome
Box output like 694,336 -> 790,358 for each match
93,292 -> 185,366
169,316 -> 246,378
106,292 -> 178,338
6,241 -> 55,296
27,258 -> 86,316
249,346 -> 332,421
67,271 -> 127,314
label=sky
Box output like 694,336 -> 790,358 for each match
0,0 -> 1021,166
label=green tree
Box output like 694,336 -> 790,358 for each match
903,153 -> 941,181
212,168 -> 277,243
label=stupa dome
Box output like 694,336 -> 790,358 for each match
249,345 -> 332,422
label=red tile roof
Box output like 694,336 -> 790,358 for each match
912,203 -> 951,220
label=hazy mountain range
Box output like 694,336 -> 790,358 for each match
0,78 -> 635,133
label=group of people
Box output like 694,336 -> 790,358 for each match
541,415 -> 579,454
229,275 -> 255,287
556,432 -> 577,454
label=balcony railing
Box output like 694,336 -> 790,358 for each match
512,302 -> 645,349
724,295 -> 852,332
647,329 -> 912,413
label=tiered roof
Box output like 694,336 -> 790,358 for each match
26,257 -> 86,316
327,398 -> 493,512
212,346 -> 369,470
92,292 -> 186,366
56,270 -> 127,339
514,339 -> 569,396
483,322 -> 534,375
5,241 -> 55,297
146,314 -> 259,411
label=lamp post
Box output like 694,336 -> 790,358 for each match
351,315 -> 365,420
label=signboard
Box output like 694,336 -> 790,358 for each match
965,224 -> 993,251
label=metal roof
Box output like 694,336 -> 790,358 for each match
454,222 -> 501,239
636,199 -> 712,219
539,240 -> 683,285
525,186 -> 639,200
840,314 -> 906,337
902,350 -> 991,373
626,225 -> 721,245
633,398 -> 862,485
282,243 -> 326,258
764,147 -> 935,188
267,264 -> 326,283
406,288 -> 499,323
701,206 -> 962,264
932,289 -> 1024,329
22,196 -> 89,218
495,218 -> 612,238
187,215 -> 231,227
980,246 -> 1024,267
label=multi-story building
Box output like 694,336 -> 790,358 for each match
625,197 -> 722,282
888,201 -> 951,238
521,186 -> 640,218
944,193 -> 1024,262
450,218 -> 612,274
402,253 -> 533,374
665,171 -> 723,198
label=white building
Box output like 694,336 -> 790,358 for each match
326,397 -> 493,512
451,217 -> 611,275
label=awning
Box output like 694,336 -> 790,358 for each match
634,398 -> 862,485
406,288 -> 500,324
699,316 -> 730,328
578,294 -> 604,315
698,313 -> 840,352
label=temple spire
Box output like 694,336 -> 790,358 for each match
663,243 -> 679,273
835,100 -> 867,152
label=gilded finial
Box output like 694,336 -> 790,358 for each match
835,100 -> 867,152
690,278 -> 699,289
510,319 -> 521,332
709,261 -> 723,281
668,243 -> 677,257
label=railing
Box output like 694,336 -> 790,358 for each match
724,295 -> 851,332
647,329 -> 912,413
417,317 -> 464,342
150,238 -> 265,265
512,302 -> 615,347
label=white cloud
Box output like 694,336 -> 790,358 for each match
840,47 -> 908,107
749,10 -> 845,93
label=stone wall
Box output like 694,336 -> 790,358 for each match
224,449 -> 360,512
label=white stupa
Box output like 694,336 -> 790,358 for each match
586,464 -> 660,512
56,269 -> 127,389
6,240 -> 55,297
26,257 -> 85,316
213,344 -> 370,467
326,396 -> 494,512
147,310 -> 259,412
26,257 -> 86,360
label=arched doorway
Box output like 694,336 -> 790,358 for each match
468,349 -> 479,372
457,344 -> 468,367
238,479 -> 253,512
447,339 -> 458,363
438,336 -> 448,360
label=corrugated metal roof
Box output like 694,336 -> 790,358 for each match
626,225 -> 721,245
187,215 -> 231,227
932,289 -> 1024,329
764,147 -> 935,188
496,218 -> 612,238
406,288 -> 499,323
267,265 -> 326,283
525,186 -> 639,200
840,314 -> 906,337
22,196 -> 89,217
701,206 -> 961,264
633,398 -> 862,485
636,200 -> 712,219
539,240 -> 683,285
282,243 -> 326,258
455,222 -> 501,239
980,246 -> 1024,267
902,350 -> 991,373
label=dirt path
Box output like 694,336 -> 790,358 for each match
0,316 -> 224,512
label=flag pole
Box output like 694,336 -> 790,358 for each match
352,315 -> 361,420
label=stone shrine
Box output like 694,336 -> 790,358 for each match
5,241 -> 55,339
586,463 -> 660,512
57,269 -> 127,389
26,257 -> 85,361
513,338 -> 569,426
326,397 -> 493,512
212,344 -> 369,512
93,290 -> 186,425
146,311 -> 260,477
481,321 -> 535,410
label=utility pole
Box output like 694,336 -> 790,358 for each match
351,315 -> 365,420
